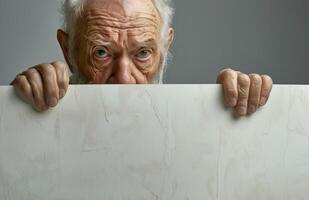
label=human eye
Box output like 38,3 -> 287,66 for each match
94,47 -> 110,59
135,48 -> 152,62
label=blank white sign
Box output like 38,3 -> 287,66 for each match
0,85 -> 309,200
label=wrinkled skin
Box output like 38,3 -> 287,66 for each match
12,0 -> 273,116
70,0 -> 167,84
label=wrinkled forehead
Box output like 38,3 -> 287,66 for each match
83,0 -> 160,21
77,0 -> 162,45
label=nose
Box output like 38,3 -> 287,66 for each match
107,55 -> 136,84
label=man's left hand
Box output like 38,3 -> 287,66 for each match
216,68 -> 273,116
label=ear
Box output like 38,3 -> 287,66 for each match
57,29 -> 74,72
164,27 -> 174,51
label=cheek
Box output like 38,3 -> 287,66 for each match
147,52 -> 162,74
83,66 -> 112,84
137,53 -> 162,82
86,56 -> 113,83
78,58 -> 111,84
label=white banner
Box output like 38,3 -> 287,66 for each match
0,85 -> 308,200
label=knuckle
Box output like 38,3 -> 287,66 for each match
26,68 -> 39,77
14,76 -> 30,93
37,63 -> 55,75
220,69 -> 237,82
218,68 -> 237,84
221,68 -> 233,73
14,75 -> 25,85
25,68 -> 34,74
249,74 -> 262,85
52,61 -> 66,71
261,74 -> 273,84
23,68 -> 35,77
221,68 -> 234,76
238,73 -> 250,87
51,60 -> 65,66
33,64 -> 45,71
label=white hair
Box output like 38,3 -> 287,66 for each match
59,0 -> 174,84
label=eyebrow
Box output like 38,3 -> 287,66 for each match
83,35 -> 158,50
91,39 -> 112,47
83,35 -> 113,46
130,39 -> 158,50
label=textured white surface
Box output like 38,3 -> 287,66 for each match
0,85 -> 309,200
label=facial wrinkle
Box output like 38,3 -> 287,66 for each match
118,30 -> 128,48
86,28 -> 157,44
84,9 -> 160,32
83,10 -> 160,50
74,0 -> 164,84
85,9 -> 159,24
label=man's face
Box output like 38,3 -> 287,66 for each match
71,0 -> 166,84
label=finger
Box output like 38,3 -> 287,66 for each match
216,68 -> 238,107
247,74 -> 262,114
36,64 -> 59,107
13,75 -> 34,105
260,75 -> 273,106
23,69 -> 48,111
52,61 -> 69,99
235,73 -> 251,116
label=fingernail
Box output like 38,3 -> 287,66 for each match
248,105 -> 256,114
47,97 -> 58,107
229,97 -> 237,106
236,106 -> 247,116
260,97 -> 267,106
59,89 -> 66,98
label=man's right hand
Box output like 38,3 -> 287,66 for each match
12,61 -> 70,111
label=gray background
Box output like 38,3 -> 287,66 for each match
0,0 -> 307,85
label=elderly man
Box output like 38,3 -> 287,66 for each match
12,0 -> 273,116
